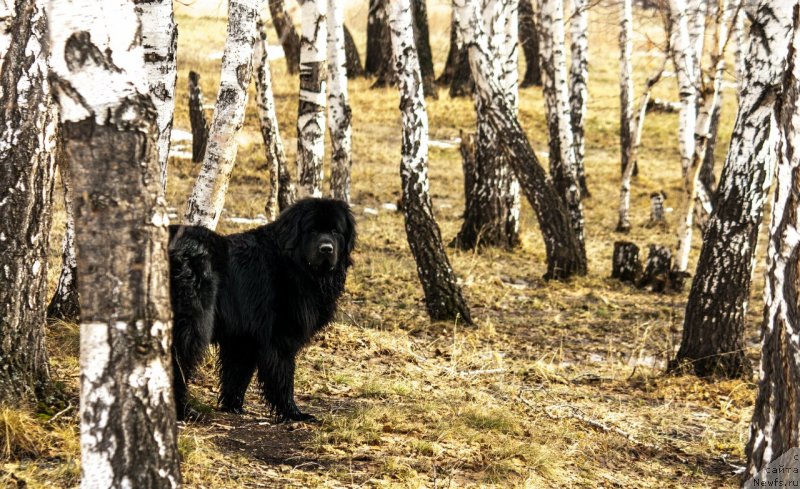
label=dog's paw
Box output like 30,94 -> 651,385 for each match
279,411 -> 317,423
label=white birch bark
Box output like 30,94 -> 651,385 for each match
48,161 -> 79,321
387,0 -> 472,323
0,0 -> 12,69
296,0 -> 327,198
134,0 -> 177,195
616,0 -> 634,232
539,0 -> 586,257
184,0 -> 259,229
253,17 -> 287,221
675,0 -> 732,273
746,5 -> 800,478
569,0 -> 589,194
672,0 -> 794,378
687,0 -> 706,82
47,0 -> 181,485
670,0 -> 698,179
327,0 -> 352,202
733,0 -> 746,97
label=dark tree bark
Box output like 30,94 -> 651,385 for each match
389,0 -> 473,325
343,24 -> 363,78
366,0 -> 392,78
48,0 -> 182,484
670,0 -> 794,379
438,23 -> 459,85
746,5 -> 800,476
458,0 -> 584,279
611,241 -> 642,283
47,157 -> 80,323
637,245 -> 673,293
188,70 -> 209,163
647,191 -> 667,227
412,0 -> 437,98
269,0 -> 301,74
0,0 -> 56,404
519,0 -> 542,87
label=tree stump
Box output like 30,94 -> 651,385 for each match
611,241 -> 641,283
188,71 -> 208,163
637,245 -> 673,292
647,191 -> 667,227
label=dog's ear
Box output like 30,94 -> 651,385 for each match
274,204 -> 305,251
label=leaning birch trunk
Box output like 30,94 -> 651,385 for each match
733,1 -> 746,98
669,0 -> 794,379
745,5 -> 800,477
48,0 -> 181,485
674,0 -> 732,279
327,0 -> 353,202
253,17 -> 291,221
671,0 -> 698,182
134,0 -> 177,195
456,0 -> 585,279
453,0 -> 521,250
47,161 -> 80,322
539,0 -> 587,267
388,0 -> 473,324
268,0 -> 301,74
296,0 -> 327,198
569,0 -> 589,196
184,0 -> 259,229
687,0 -> 706,85
616,0 -> 635,232
0,0 -> 56,403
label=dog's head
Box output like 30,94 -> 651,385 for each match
275,198 -> 356,274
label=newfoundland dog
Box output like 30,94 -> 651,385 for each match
168,198 -> 356,421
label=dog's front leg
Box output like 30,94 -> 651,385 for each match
257,348 -> 315,422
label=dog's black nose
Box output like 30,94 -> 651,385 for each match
319,242 -> 334,254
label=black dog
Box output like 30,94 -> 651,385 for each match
168,198 -> 356,421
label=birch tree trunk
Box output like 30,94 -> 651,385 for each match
746,5 -> 800,477
412,0 -> 436,98
456,0 -> 585,279
184,0 -> 259,229
48,0 -> 181,484
269,0 -> 301,74
453,0 -> 521,250
296,0 -> 327,198
366,0 -> 391,77
0,0 -> 56,404
47,161 -> 80,322
671,0 -> 698,180
134,0 -> 177,195
519,0 -> 542,87
254,17 -> 291,221
733,1 -> 746,97
343,24 -> 363,77
616,0 -> 635,232
687,0 -> 706,84
539,0 -> 587,268
569,0 -> 589,197
388,0 -> 473,324
674,0 -> 732,278
188,70 -> 209,163
328,0 -> 353,202
670,0 -> 794,378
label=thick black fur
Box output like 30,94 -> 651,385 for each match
168,198 -> 356,422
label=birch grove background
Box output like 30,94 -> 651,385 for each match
4,0 -> 800,487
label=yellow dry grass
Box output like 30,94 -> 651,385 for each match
5,2 -> 763,488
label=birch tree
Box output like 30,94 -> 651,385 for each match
745,5 -> 800,476
134,0 -> 177,195
296,0 -> 327,198
269,0 -> 301,74
519,0 -> 541,87
327,0 -> 353,202
184,0 -> 259,229
388,0 -> 473,324
253,17 -> 293,220
616,0 -> 635,232
569,0 -> 589,196
671,0 -> 698,181
687,0 -> 706,84
0,0 -> 56,404
453,0 -> 521,250
47,161 -> 80,322
366,0 -> 391,78
539,0 -> 587,268
670,0 -> 794,378
48,0 -> 181,484
674,0 -> 732,281
456,0 -> 585,279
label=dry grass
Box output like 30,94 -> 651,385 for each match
4,1 -> 764,487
